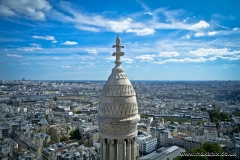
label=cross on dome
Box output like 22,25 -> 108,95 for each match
112,36 -> 124,66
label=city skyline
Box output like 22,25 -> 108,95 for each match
0,0 -> 240,80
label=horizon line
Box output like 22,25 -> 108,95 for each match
1,80 -> 240,81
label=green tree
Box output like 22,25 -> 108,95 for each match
164,118 -> 183,125
202,143 -> 222,153
174,143 -> 224,160
220,112 -> 230,121
69,129 -> 81,140
202,143 -> 224,160
232,111 -> 240,116
181,148 -> 208,160
140,114 -> 149,119
60,136 -> 69,142
74,110 -> 82,114
208,110 -> 230,122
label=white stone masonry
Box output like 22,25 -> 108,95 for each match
97,36 -> 140,160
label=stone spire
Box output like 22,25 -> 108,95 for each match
97,36 -> 140,160
112,35 -> 124,66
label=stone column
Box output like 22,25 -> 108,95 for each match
131,138 -> 136,160
118,140 -> 124,160
108,139 -> 115,160
126,139 -> 131,160
103,138 -> 107,160
123,140 -> 126,160
100,138 -> 103,160
115,140 -> 118,160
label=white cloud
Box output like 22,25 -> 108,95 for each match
52,40 -> 58,43
85,49 -> 98,55
219,56 -> 240,61
6,54 -> 23,58
126,28 -> 155,36
207,31 -> 218,36
81,56 -> 95,60
86,64 -> 95,68
208,57 -> 217,61
144,12 -> 153,16
0,0 -> 51,20
63,41 -> 78,45
183,17 -> 190,22
135,54 -> 156,61
223,64 -> 236,68
165,57 -> 207,63
108,19 -> 154,36
123,58 -> 134,63
105,56 -> 134,63
154,57 -> 208,64
32,35 -> 55,41
0,4 -> 15,16
190,48 -> 240,56
158,51 -> 180,58
135,28 -> 155,36
108,18 -> 132,33
228,57 -> 240,61
75,25 -> 100,32
182,35 -> 191,39
194,32 -> 205,37
49,2 -> 215,36
54,57 -> 59,60
62,66 -> 71,68
17,47 -> 43,52
233,28 -> 239,31
190,20 -> 210,30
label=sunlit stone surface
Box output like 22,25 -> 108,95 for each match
97,36 -> 140,160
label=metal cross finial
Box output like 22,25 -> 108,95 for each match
112,36 -> 124,66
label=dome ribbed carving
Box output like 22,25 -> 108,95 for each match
97,35 -> 140,140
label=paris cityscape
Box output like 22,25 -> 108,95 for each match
1,0 -> 240,160
0,79 -> 240,159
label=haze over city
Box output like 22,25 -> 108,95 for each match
0,0 -> 240,80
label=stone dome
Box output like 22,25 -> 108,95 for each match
97,36 -> 140,140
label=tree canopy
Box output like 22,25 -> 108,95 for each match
140,114 -> 149,119
60,136 -> 69,142
69,129 -> 81,140
207,110 -> 231,123
173,142 -> 224,160
73,110 -> 82,114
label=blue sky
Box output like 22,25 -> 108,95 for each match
0,0 -> 240,80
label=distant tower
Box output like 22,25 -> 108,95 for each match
97,36 -> 140,160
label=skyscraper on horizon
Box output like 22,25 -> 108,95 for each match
97,36 -> 140,160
